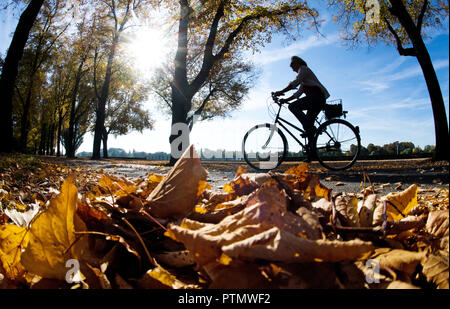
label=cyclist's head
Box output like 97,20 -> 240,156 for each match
290,56 -> 307,72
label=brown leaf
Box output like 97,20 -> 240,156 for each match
335,194 -> 360,227
223,227 -> 374,263
145,145 -> 207,219
373,249 -> 426,276
386,281 -> 420,289
421,254 -> 449,289
426,210 -> 449,238
359,194 -> 377,227
166,183 -> 323,265
154,251 -> 196,268
203,261 -> 271,289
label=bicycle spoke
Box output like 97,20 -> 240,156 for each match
314,119 -> 360,170
243,124 -> 287,171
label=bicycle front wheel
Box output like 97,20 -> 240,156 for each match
313,119 -> 361,170
242,123 -> 287,171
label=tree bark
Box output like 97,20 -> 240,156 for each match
389,0 -> 449,160
66,61 -> 85,158
414,41 -> 449,160
169,0 -> 191,165
102,127 -> 108,158
19,80 -> 35,152
0,0 -> 44,153
57,109 -> 62,156
92,38 -> 118,159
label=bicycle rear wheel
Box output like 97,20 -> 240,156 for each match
313,119 -> 360,170
242,123 -> 287,171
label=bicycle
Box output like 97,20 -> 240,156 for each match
242,92 -> 361,171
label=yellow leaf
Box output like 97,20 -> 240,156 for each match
99,175 -> 136,198
197,180 -> 211,197
235,166 -> 247,178
0,224 -> 29,280
21,177 -> 89,280
219,253 -> 233,265
284,163 -> 309,181
384,184 -> 418,221
138,266 -> 198,289
148,174 -> 164,184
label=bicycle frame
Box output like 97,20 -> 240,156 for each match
268,98 -> 323,153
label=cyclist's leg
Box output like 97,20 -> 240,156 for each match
288,96 -> 312,130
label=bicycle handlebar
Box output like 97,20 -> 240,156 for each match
271,92 -> 283,105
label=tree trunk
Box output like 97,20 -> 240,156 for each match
0,0 -> 44,153
92,40 -> 118,160
102,127 -> 108,159
389,0 -> 449,160
415,43 -> 449,160
169,88 -> 190,165
39,122 -> 46,155
19,81 -> 34,152
56,109 -> 62,156
48,123 -> 55,155
168,0 -> 191,165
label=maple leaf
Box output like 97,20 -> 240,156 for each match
21,177 -> 90,280
0,224 -> 29,280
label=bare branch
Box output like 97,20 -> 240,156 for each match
417,0 -> 428,34
384,17 -> 416,56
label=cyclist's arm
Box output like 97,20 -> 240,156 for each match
275,84 -> 295,96
279,68 -> 306,97
284,85 -> 303,101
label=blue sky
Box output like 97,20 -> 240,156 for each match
1,3 -> 448,154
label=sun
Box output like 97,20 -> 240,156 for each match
127,26 -> 170,74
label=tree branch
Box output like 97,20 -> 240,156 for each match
204,0 -> 226,59
195,87 -> 216,116
384,17 -> 416,56
93,48 -> 102,101
417,0 -> 428,34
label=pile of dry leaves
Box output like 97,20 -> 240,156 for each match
0,146 -> 448,289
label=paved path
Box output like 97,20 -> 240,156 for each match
50,157 -> 449,195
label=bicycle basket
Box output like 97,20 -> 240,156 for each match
324,103 -> 343,120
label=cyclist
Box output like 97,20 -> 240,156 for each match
273,56 -> 330,159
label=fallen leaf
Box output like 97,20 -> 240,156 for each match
145,145 -> 208,219
166,183 -> 323,265
421,254 -> 449,289
373,249 -> 426,276
203,261 -> 271,289
4,201 -> 39,228
335,194 -> 359,227
0,224 -> 29,280
154,251 -> 196,268
384,184 -> 418,221
223,227 -> 374,263
137,266 -> 198,289
386,281 -> 419,289
21,177 -> 90,280
359,194 -> 377,227
426,210 -> 449,238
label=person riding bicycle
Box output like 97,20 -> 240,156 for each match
273,56 -> 330,146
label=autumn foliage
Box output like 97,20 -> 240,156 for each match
0,147 -> 448,289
